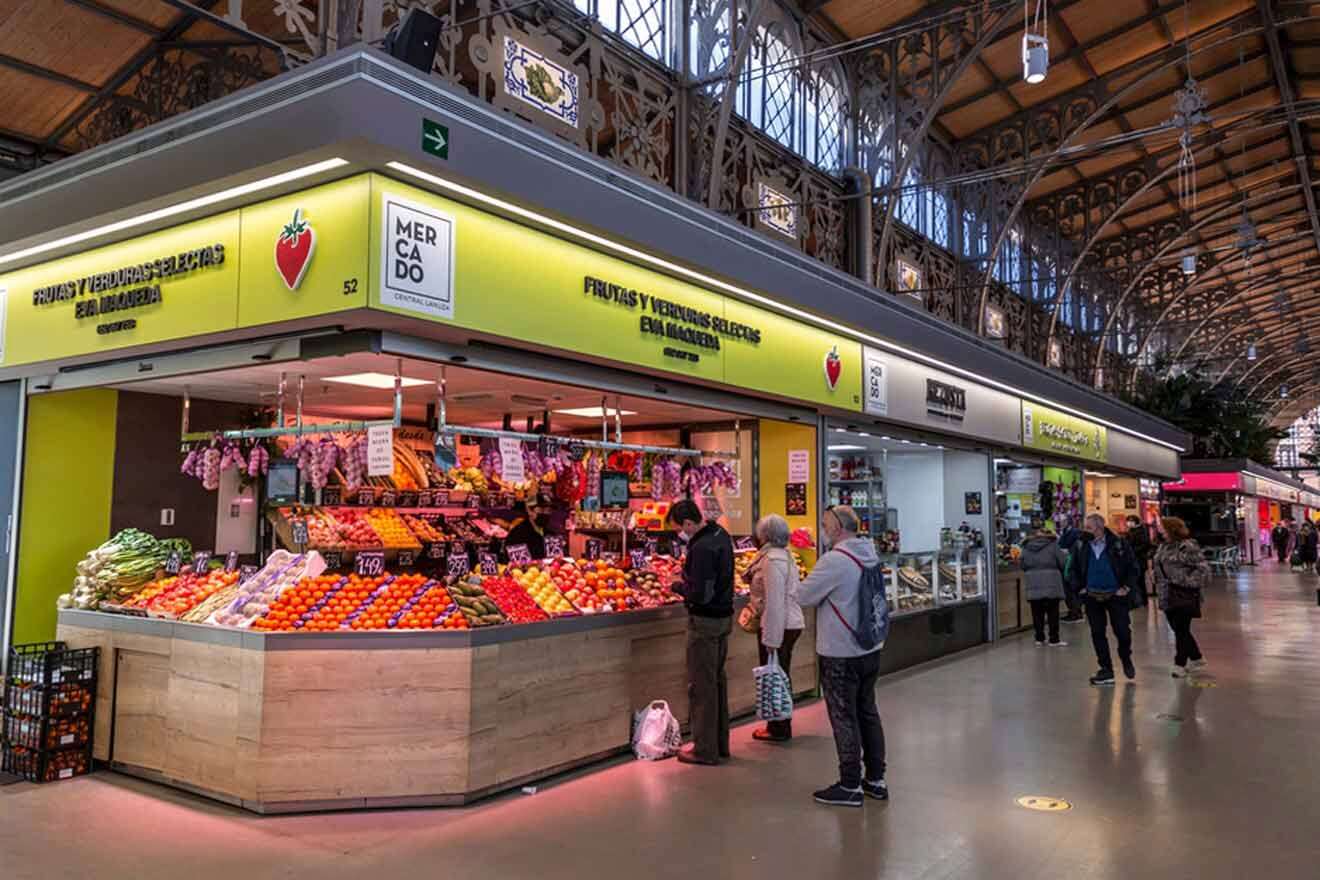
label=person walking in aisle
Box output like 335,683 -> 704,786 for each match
1057,516 -> 1085,623
1069,513 -> 1143,686
797,506 -> 887,807
667,500 -> 735,766
1151,517 -> 1210,678
1272,520 -> 1292,566
743,514 -> 805,742
1124,515 -> 1155,597
1296,520 -> 1318,572
1021,526 -> 1068,647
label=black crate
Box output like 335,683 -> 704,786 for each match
3,681 -> 95,719
3,712 -> 92,751
1,743 -> 93,783
7,642 -> 98,687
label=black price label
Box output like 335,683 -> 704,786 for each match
415,490 -> 433,508
584,538 -> 603,560
451,540 -> 467,558
425,541 -> 447,560
567,441 -> 586,461
397,549 -> 417,567
238,564 -> 258,582
164,551 -> 182,575
538,436 -> 560,457
735,536 -> 757,551
379,489 -> 397,508
432,489 -> 450,506
290,519 -> 309,546
192,551 -> 212,571
355,551 -> 386,578
322,550 -> 343,570
224,551 -> 239,572
321,487 -> 342,506
629,548 -> 648,570
506,543 -> 533,565
397,491 -> 419,509
478,551 -> 499,575
465,494 -> 482,509
544,535 -> 566,558
356,488 -> 375,506
447,552 -> 471,578
644,539 -> 659,557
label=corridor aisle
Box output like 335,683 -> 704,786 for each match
3,567 -> 1319,880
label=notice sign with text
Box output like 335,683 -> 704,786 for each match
380,195 -> 455,319
788,449 -> 811,484
367,424 -> 394,477
498,437 -> 525,484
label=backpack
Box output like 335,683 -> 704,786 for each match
832,548 -> 890,651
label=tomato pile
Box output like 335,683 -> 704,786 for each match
127,569 -> 240,618
480,576 -> 549,624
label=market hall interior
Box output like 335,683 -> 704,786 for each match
3,564 -> 1317,880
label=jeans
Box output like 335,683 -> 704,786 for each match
686,614 -> 732,761
819,652 -> 886,788
1029,598 -> 1061,644
757,628 -> 802,739
1164,609 -> 1203,666
1084,595 -> 1132,672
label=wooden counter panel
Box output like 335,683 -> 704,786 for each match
163,639 -> 245,800
112,650 -> 170,773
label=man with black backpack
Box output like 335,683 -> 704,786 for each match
798,505 -> 890,807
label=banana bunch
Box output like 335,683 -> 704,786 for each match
391,442 -> 430,490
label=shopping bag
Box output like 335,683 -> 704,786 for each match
753,650 -> 793,723
632,700 -> 682,760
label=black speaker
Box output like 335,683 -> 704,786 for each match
386,9 -> 443,73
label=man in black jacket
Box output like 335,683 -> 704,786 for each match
668,500 -> 735,765
1070,513 -> 1143,686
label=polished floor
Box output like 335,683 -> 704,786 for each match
4,565 -> 1320,880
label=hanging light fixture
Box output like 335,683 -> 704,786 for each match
1247,342 -> 1258,361
1282,384 -> 1290,399
1180,248 -> 1197,275
1023,0 -> 1049,84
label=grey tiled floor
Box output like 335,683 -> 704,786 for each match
4,564 -> 1320,879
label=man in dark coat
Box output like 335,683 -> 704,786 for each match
1070,513 -> 1143,686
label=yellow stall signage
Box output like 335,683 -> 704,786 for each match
1022,401 -> 1107,463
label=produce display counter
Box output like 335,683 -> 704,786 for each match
56,605 -> 817,813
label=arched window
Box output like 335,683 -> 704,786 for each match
577,0 -> 676,66
805,64 -> 845,172
739,23 -> 800,153
689,0 -> 731,84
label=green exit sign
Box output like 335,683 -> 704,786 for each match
421,119 -> 449,159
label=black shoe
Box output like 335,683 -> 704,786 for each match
1063,613 -> 1084,623
813,782 -> 863,807
1089,669 -> 1115,686
862,778 -> 889,801
1122,658 -> 1136,680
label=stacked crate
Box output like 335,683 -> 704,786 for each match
3,641 -> 99,783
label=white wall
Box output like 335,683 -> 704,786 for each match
886,451 -> 945,553
944,450 -> 991,539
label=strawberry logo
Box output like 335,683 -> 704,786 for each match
274,208 -> 316,291
824,345 -> 842,390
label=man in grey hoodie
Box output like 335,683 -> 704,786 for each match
797,505 -> 887,808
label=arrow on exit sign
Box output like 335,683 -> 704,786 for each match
422,119 -> 449,159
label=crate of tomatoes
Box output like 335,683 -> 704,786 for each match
2,743 -> 93,783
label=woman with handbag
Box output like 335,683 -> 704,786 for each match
742,513 -> 805,742
1152,517 -> 1210,679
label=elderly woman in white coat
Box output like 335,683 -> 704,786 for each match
743,513 -> 805,742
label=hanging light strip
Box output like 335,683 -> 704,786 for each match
435,423 -> 738,460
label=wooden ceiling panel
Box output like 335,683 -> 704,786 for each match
941,63 -> 996,107
1003,58 -> 1092,109
1293,47 -> 1320,75
0,67 -> 86,138
0,1 -> 152,87
940,93 -> 1021,139
93,0 -> 181,29
1058,0 -> 1153,47
1083,21 -> 1176,76
820,0 -> 926,39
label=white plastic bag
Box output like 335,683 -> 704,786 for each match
754,651 -> 793,722
632,700 -> 682,760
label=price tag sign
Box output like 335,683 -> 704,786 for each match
415,490 -> 433,508
432,489 -> 450,506
567,440 -> 586,461
544,535 -> 566,558
355,551 -> 386,578
495,492 -> 513,508
378,489 -> 397,508
238,564 -> 258,582
629,548 -> 648,570
192,551 -> 212,571
465,494 -> 482,509
644,539 -> 659,557
584,538 -> 603,560
506,544 -> 533,565
356,488 -> 375,507
321,487 -> 342,506
397,491 -> 419,509
367,424 -> 394,477
397,549 -> 417,567
538,436 -> 560,458
426,542 -> 447,560
224,551 -> 239,572
447,552 -> 471,578
291,519 -> 309,546
478,551 -> 499,575
735,536 -> 757,551
164,551 -> 182,575
451,540 -> 467,559
322,550 -> 343,570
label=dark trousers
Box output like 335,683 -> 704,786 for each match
1063,579 -> 1082,617
1276,541 -> 1290,563
686,614 -> 732,761
1084,595 -> 1132,672
1029,598 -> 1061,644
757,628 -> 802,739
819,652 -> 886,789
1164,609 -> 1203,666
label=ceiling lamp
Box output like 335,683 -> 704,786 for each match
1281,384 -> 1290,399
1180,248 -> 1197,275
1022,1 -> 1049,84
1247,342 -> 1258,361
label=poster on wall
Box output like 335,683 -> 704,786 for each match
896,259 -> 923,302
788,449 -> 811,483
785,483 -> 808,516
965,492 -> 983,515
1124,494 -> 1138,510
984,302 -> 1006,339
863,347 -> 888,416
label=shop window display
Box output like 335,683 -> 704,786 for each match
827,429 -> 989,615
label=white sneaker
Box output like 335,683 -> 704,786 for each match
1049,640 -> 1069,648
1188,659 -> 1207,672
1171,665 -> 1188,678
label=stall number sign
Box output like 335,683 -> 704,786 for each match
545,535 -> 567,558
507,544 -> 533,565
367,424 -> 394,477
380,194 -> 455,319
355,551 -> 386,578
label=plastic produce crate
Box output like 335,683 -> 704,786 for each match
1,743 -> 93,783
3,681 -> 94,719
3,712 -> 92,751
7,642 -> 99,687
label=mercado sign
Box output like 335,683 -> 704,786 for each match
1021,401 -> 1107,463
